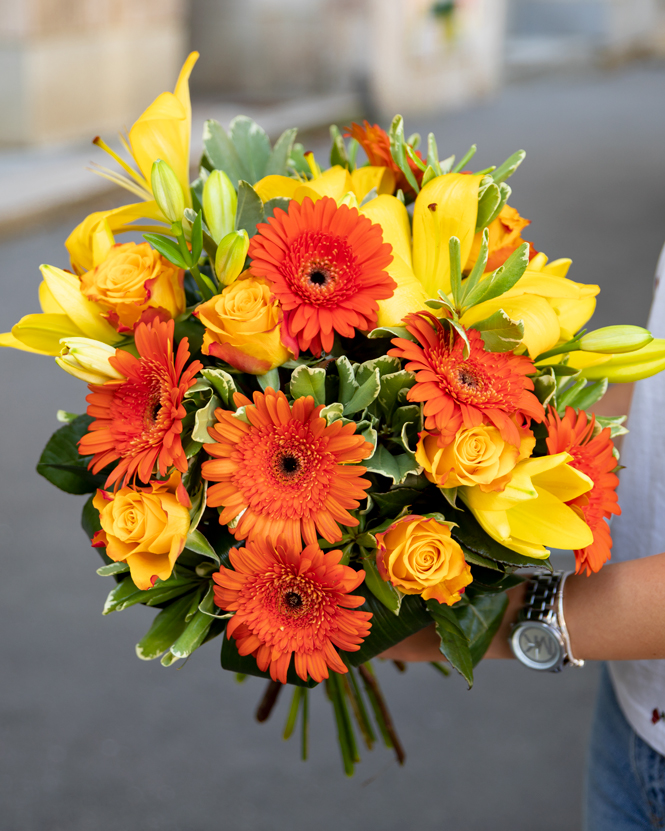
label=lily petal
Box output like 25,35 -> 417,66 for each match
40,265 -> 121,343
360,194 -> 412,267
10,313 -> 86,355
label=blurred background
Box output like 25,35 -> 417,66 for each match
2,2 -> 665,829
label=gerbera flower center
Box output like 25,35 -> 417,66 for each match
287,232 -> 356,306
284,590 -> 303,608
277,453 -> 301,476
457,366 -> 480,390
308,268 -> 329,287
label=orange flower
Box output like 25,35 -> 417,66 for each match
248,196 -> 395,356
345,121 -> 424,196
202,388 -> 373,549
80,242 -> 185,333
79,319 -> 202,488
213,536 -> 372,684
465,205 -> 538,275
389,312 -> 544,447
375,515 -> 472,606
545,406 -> 621,575
91,471 -> 191,590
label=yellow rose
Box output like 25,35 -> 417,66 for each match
195,274 -> 291,374
375,515 -> 472,606
91,472 -> 191,590
416,424 -> 535,492
80,242 -> 185,333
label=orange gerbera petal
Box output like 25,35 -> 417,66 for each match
389,312 -> 544,447
545,406 -> 621,575
344,121 -> 425,196
213,536 -> 372,683
78,318 -> 202,487
202,388 -> 374,546
248,196 -> 396,356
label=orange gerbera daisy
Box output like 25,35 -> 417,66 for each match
202,388 -> 373,548
389,312 -> 544,447
248,196 -> 395,356
345,121 -> 425,196
79,319 -> 202,488
214,536 -> 372,684
545,406 -> 621,575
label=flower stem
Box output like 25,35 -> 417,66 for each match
344,668 -> 376,750
283,686 -> 302,740
358,663 -> 406,765
255,680 -> 283,723
301,687 -> 309,761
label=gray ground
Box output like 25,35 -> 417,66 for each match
2,62 -> 665,831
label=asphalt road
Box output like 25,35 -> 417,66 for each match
2,61 -> 665,831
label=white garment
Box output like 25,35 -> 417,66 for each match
608,242 -> 665,755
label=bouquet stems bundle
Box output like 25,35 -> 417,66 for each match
3,52 -> 664,775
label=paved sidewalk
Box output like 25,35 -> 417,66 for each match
0,91 -> 359,237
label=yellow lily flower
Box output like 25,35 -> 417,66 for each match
460,252 -> 600,357
459,451 -> 594,559
0,265 -> 122,356
568,338 -> 665,382
412,173 -> 485,297
253,164 -> 395,205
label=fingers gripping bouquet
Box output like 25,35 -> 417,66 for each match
4,52 -> 665,775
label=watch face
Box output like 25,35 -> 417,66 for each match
511,622 -> 563,671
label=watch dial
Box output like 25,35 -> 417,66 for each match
515,624 -> 562,670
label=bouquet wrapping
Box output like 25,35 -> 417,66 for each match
4,52 -> 664,775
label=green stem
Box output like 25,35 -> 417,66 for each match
190,264 -> 216,300
301,687 -> 309,761
327,674 -> 356,776
430,661 -> 450,677
535,339 -> 582,363
344,669 -> 375,750
283,687 -> 302,741
358,663 -> 406,765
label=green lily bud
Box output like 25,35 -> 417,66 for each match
203,170 -> 237,244
151,159 -> 186,223
579,325 -> 653,354
577,339 -> 665,383
215,230 -> 249,286
56,337 -> 123,385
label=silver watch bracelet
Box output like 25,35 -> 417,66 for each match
557,571 -> 585,667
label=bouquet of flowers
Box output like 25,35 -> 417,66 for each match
4,52 -> 665,775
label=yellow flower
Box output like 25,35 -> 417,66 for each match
92,472 -> 191,591
568,338 -> 665,382
459,452 -> 594,559
79,242 -> 185,332
195,274 -> 291,374
375,515 -> 472,606
253,163 -> 395,205
465,204 -> 532,275
416,423 -> 535,491
56,337 -> 124,384
461,252 -> 600,357
0,264 -> 122,356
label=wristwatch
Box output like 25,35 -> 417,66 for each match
510,572 -> 584,672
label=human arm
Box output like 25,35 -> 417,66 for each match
381,551 -> 665,663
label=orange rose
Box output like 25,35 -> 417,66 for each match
80,242 -> 185,332
416,423 -> 535,492
91,472 -> 191,590
195,274 -> 291,374
375,515 -> 472,606
465,204 -> 537,274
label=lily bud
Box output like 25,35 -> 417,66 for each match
151,159 -> 186,223
203,170 -> 237,244
215,230 -> 249,286
579,325 -> 653,354
55,337 -> 123,385
571,338 -> 665,383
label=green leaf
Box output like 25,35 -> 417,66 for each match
192,394 -> 220,443
563,378 -> 609,412
377,371 -> 415,418
485,182 -> 511,227
426,132 -> 442,175
201,367 -> 237,408
366,444 -> 420,485
103,574 -> 199,614
235,180 -> 264,237
439,153 -> 455,174
448,237 -> 463,308
203,119 -> 248,186
81,494 -> 102,541
97,562 -> 130,576
221,631 -> 319,687
356,355 -> 402,385
321,402 -> 344,424
37,415 -> 106,495
329,124 -> 349,169
371,486 -> 425,513
461,227 -> 489,304
362,558 -> 402,615
388,115 -> 420,194
343,368 -> 381,415
491,149 -> 525,185
392,404 -> 420,435
453,592 -> 508,666
595,414 -> 629,438
265,127 -> 298,177
452,144 -> 477,173
290,365 -> 326,406
367,325 -> 414,341
190,211 -> 204,264
533,367 -> 557,407
556,377 -> 587,411
475,181 -> 501,232
135,594 -> 194,660
174,315 -> 205,355
360,187 -> 378,206
346,581 -> 433,665
336,356 -> 358,405
463,243 -> 529,308
168,587 -> 216,659
229,116 -> 271,184
142,233 -> 190,269
257,367 -> 280,391
184,529 -> 220,563
426,600 -> 474,687
470,309 -> 524,352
